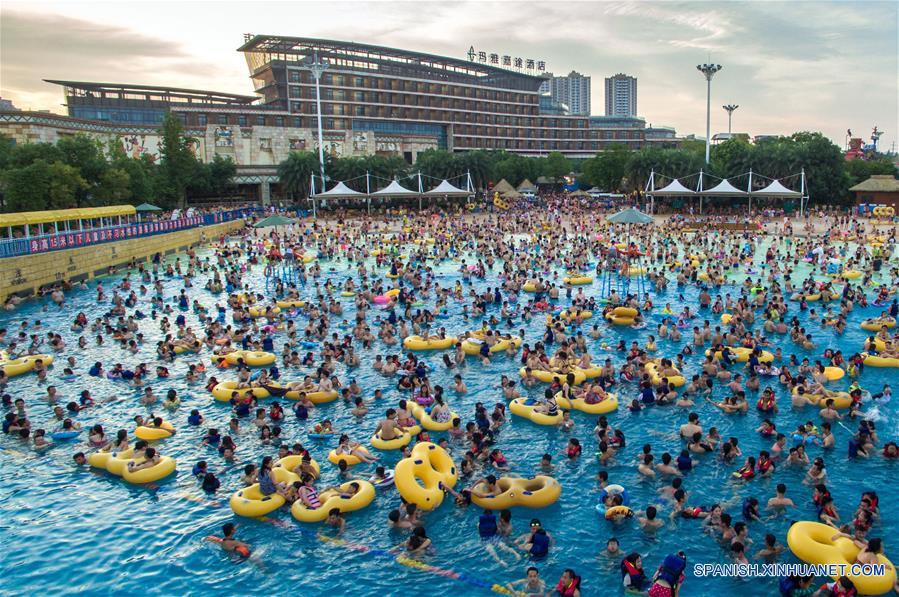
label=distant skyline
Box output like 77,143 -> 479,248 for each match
2,1 -> 896,151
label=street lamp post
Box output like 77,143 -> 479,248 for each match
722,104 -> 739,134
307,51 -> 329,218
696,63 -> 722,164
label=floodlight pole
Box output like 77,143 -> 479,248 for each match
697,63 -> 723,164
723,104 -> 739,134
308,51 -> 329,219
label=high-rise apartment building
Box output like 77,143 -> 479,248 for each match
539,71 -> 591,116
605,73 -> 637,117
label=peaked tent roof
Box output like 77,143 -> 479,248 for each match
651,179 -> 695,196
751,180 -> 801,197
314,181 -> 366,198
425,180 -> 470,196
607,208 -> 654,224
702,179 -> 748,195
517,178 -> 536,191
848,175 -> 899,193
492,179 -> 515,194
372,180 -> 419,196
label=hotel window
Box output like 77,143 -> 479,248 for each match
353,91 -> 364,102
354,76 -> 364,87
197,114 -> 207,126
275,116 -> 284,127
256,115 -> 265,126
355,106 -> 365,116
238,115 -> 247,126
289,86 -> 301,98
217,114 -> 227,125
288,71 -> 300,83
291,117 -> 301,128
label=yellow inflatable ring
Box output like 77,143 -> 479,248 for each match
340,291 -> 355,297
0,354 -> 54,377
89,448 -> 132,473
562,276 -> 593,286
291,480 -> 376,523
276,299 -> 305,309
134,421 -> 175,441
556,393 -> 619,414
861,317 -> 896,331
247,305 -> 281,318
273,454 -> 321,478
229,468 -> 298,517
721,313 -> 733,325
327,446 -> 373,467
559,310 -> 593,322
860,352 -> 899,368
509,398 -> 563,426
402,336 -> 458,351
394,442 -> 458,510
611,306 -> 638,318
122,455 -> 176,484
461,336 -> 521,355
604,505 -> 633,520
518,367 -> 586,385
823,367 -> 845,381
606,315 -> 635,325
211,381 -> 272,402
644,362 -> 686,388
410,403 -> 459,432
787,521 -> 896,595
371,425 -> 421,450
576,366 -> 604,379
792,387 -> 852,410
705,346 -> 774,363
471,476 -> 561,509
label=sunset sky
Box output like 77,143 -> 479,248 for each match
2,0 -> 896,150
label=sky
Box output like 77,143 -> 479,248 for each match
1,0 -> 897,151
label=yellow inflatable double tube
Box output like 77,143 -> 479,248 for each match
394,442 -> 458,510
787,521 -> 896,595
213,350 -> 277,367
705,347 -> 774,363
556,393 -> 619,415
471,476 -> 561,509
402,336 -> 458,351
509,398 -> 562,426
291,480 -> 376,523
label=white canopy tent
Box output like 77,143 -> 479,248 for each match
424,179 -> 471,196
644,168 -> 809,216
314,181 -> 367,198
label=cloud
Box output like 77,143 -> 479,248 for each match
0,10 -> 240,110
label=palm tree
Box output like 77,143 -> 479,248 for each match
277,151 -> 319,201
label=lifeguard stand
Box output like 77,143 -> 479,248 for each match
599,243 -> 648,300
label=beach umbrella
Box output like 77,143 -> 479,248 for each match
606,208 -> 653,225
135,202 -> 162,212
253,215 -> 296,228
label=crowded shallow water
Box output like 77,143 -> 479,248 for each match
1,209 -> 898,596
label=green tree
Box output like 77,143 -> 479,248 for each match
93,167 -> 132,204
207,154 -> 237,197
542,151 -> 571,182
157,113 -> 199,208
278,151 -> 320,200
582,145 -> 630,191
845,156 -> 897,188
2,159 -> 87,212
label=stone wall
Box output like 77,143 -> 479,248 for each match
0,219 -> 244,302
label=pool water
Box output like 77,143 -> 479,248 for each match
1,237 -> 897,596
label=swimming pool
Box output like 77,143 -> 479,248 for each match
1,234 -> 896,596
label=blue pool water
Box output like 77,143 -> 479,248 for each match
1,239 -> 897,596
